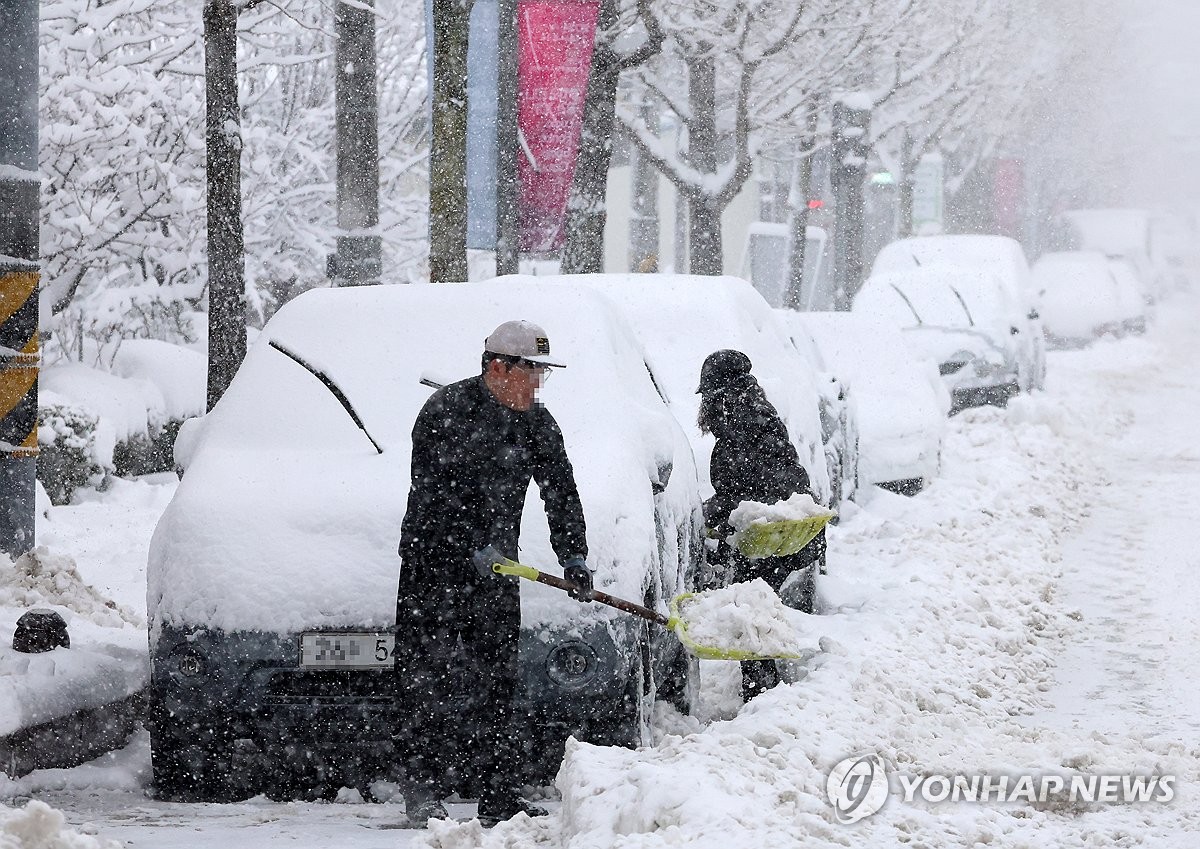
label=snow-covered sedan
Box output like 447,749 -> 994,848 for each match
1032,251 -> 1146,347
777,312 -> 949,496
853,268 -> 1022,414
872,234 -> 1046,392
147,281 -> 702,801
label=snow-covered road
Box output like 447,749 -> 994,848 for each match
1032,305 -> 1200,744
5,295 -> 1200,848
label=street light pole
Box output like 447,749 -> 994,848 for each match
0,0 -> 41,558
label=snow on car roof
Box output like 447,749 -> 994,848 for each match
148,281 -> 699,637
497,273 -> 831,503
872,234 -> 1033,297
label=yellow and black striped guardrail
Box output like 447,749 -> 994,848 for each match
0,264 -> 38,458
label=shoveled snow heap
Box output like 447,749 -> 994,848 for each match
0,800 -> 121,848
726,492 -> 828,530
0,548 -> 139,629
678,579 -> 817,658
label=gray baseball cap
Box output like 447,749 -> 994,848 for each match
483,319 -> 566,368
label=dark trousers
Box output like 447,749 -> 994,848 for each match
395,578 -> 521,805
734,531 -> 823,702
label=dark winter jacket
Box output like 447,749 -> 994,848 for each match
397,376 -> 587,594
701,372 -> 812,535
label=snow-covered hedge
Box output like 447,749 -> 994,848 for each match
36,343 -> 207,503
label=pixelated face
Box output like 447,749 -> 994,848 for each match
488,357 -> 551,411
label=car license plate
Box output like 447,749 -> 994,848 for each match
300,632 -> 394,669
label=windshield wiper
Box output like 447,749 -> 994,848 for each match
889,283 -> 923,325
948,285 -> 975,326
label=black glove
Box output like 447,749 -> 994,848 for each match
562,556 -> 593,602
472,544 -> 505,580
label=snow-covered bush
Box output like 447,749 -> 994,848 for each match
36,403 -> 106,506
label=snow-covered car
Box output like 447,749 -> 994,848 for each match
501,273 -> 838,573
1060,207 -> 1161,302
777,312 -> 949,496
853,268 -> 1022,414
147,281 -> 702,801
1031,251 -> 1146,347
872,234 -> 1046,392
1107,257 -> 1148,334
781,315 -> 860,511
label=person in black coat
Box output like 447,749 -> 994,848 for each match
395,320 -> 592,827
696,349 -> 826,702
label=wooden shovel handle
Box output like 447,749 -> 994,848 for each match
494,562 -> 671,627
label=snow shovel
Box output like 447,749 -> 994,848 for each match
731,512 -> 835,560
484,551 -> 806,661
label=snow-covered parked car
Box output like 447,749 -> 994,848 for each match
853,268 -> 1022,414
872,234 -> 1046,392
1032,251 -> 1146,347
502,273 -> 841,574
147,281 -> 702,801
776,312 -> 949,496
1060,207 -> 1161,302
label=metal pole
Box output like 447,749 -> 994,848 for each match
0,0 -> 41,558
494,0 -> 520,275
330,0 -> 382,286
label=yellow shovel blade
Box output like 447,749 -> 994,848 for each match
732,513 -> 835,560
668,593 -> 808,661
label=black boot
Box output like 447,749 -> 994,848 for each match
741,659 -> 780,703
477,795 -> 548,828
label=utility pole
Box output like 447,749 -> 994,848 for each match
329,0 -> 382,286
830,97 -> 871,310
494,0 -> 520,276
0,0 -> 40,558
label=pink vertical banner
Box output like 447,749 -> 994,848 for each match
993,158 -> 1024,240
517,0 -> 600,253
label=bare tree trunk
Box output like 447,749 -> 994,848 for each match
204,0 -> 246,411
784,101 -> 819,310
558,0 -> 621,275
897,131 -> 915,238
561,0 -> 663,274
428,0 -> 470,283
687,52 -> 722,275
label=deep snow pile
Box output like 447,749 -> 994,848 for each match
0,800 -> 120,849
417,329 -> 1200,848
